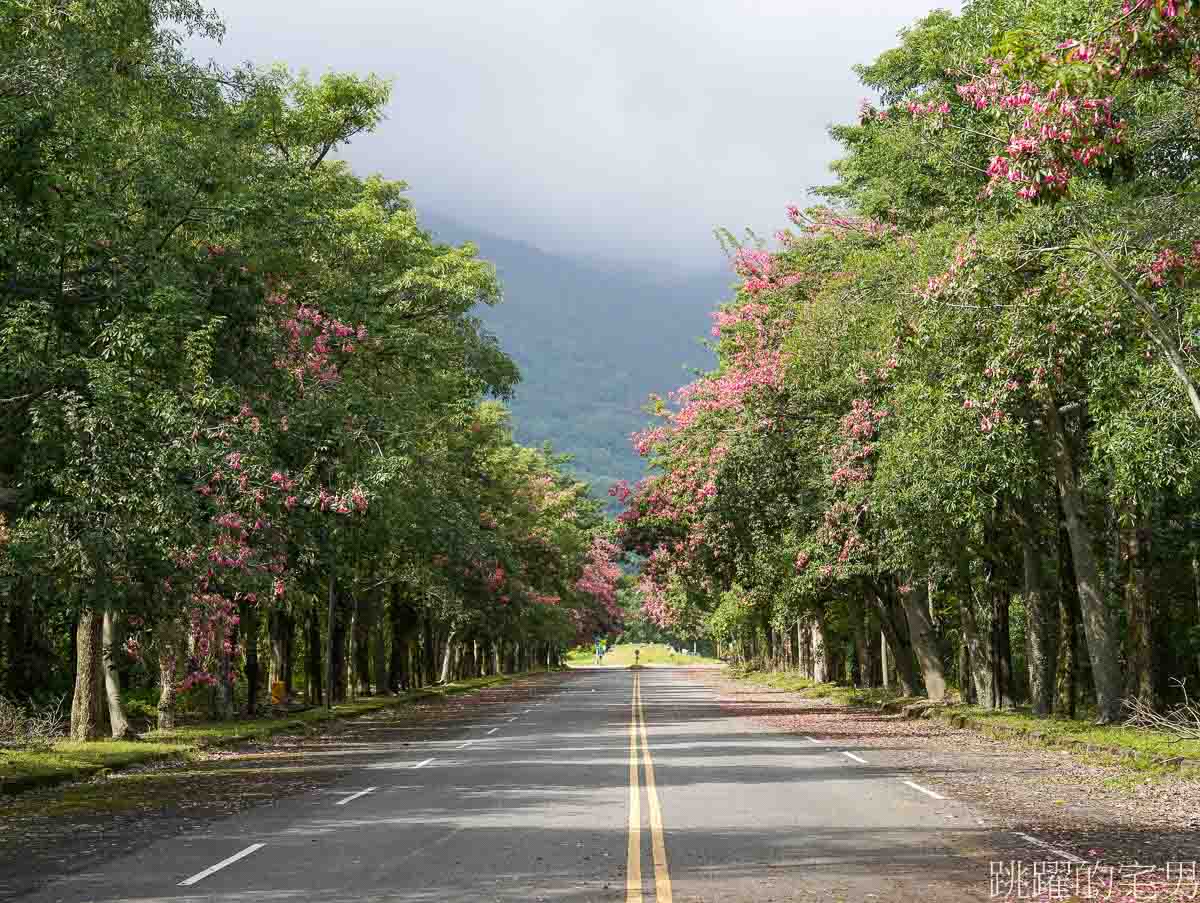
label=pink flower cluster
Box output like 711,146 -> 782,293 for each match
916,236 -> 978,303
272,295 -> 368,389
732,248 -> 806,296
576,537 -> 623,617
1142,242 -> 1200,287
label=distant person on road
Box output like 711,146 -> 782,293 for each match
594,639 -> 603,665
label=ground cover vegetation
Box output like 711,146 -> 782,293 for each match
617,0 -> 1200,734
0,0 -> 625,751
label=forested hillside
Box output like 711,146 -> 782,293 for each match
421,214 -> 723,495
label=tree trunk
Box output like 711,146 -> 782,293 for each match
848,598 -> 873,688
422,615 -> 436,685
1194,554 -> 1200,681
70,611 -> 105,741
900,581 -> 946,701
1124,502 -> 1156,709
388,584 -> 416,691
869,585 -> 918,695
373,606 -> 388,695
328,585 -> 347,706
241,601 -> 259,715
352,594 -> 371,696
268,607 -> 285,692
156,621 -> 180,731
881,631 -> 890,689
282,611 -> 294,695
798,620 -> 811,678
993,591 -> 1014,708
1057,515 -> 1080,719
307,604 -> 323,705
810,620 -> 828,683
439,630 -> 457,684
102,608 -> 132,739
1046,400 -> 1123,723
961,584 -> 995,708
1022,515 -> 1057,717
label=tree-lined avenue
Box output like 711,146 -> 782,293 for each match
12,669 -> 1081,902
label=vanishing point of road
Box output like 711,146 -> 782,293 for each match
18,667 -> 1028,902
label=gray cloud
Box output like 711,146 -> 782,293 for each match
193,0 -> 957,272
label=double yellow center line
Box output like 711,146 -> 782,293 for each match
627,672 -> 672,903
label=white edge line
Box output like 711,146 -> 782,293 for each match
1014,832 -> 1085,864
487,727 -> 499,735
335,787 -> 377,806
415,758 -> 434,768
178,843 -> 265,886
842,751 -> 869,764
902,779 -> 947,800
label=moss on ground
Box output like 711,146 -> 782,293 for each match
731,668 -> 1200,772
0,671 -> 545,795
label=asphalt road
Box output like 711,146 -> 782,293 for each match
18,668 -> 1025,902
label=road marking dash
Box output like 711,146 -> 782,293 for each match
1014,832 -> 1085,863
456,740 -> 473,749
842,751 -> 869,764
902,780 -> 946,800
415,758 -> 434,768
804,736 -> 820,744
508,716 -> 518,722
487,727 -> 498,735
178,843 -> 264,886
335,787 -> 377,806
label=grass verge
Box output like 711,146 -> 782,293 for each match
565,642 -> 723,667
931,704 -> 1200,772
730,668 -> 1200,774
0,671 -> 545,795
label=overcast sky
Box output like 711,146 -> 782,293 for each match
194,1 -> 957,274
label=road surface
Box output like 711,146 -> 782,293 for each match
18,668 -> 1027,902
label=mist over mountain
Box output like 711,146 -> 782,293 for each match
420,212 -> 728,496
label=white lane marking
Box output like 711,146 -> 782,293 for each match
178,843 -> 265,886
842,751 -> 869,764
415,758 -> 434,768
902,780 -> 946,800
1014,832 -> 1085,863
804,736 -> 820,743
336,787 -> 377,806
456,740 -> 473,749
487,727 -> 499,735
523,709 -> 532,713
507,716 -> 518,722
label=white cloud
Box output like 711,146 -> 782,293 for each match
193,0 -> 958,272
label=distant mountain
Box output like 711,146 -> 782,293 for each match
420,212 -> 728,498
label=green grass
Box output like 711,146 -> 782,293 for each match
566,643 -> 723,667
0,671 -> 542,794
0,740 -> 187,791
942,705 -> 1200,763
731,669 -> 917,707
731,668 -> 1199,772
